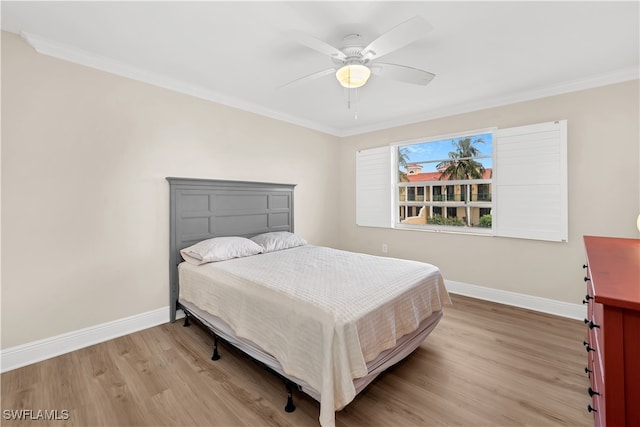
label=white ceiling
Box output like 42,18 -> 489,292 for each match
2,1 -> 639,137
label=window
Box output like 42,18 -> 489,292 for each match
396,131 -> 493,231
355,120 -> 567,242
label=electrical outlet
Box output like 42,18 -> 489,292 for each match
382,243 -> 388,253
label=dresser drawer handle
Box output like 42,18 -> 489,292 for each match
583,319 -> 601,329
584,276 -> 590,282
583,264 -> 588,269
584,367 -> 592,375
587,404 -> 598,413
582,294 -> 593,304
588,387 -> 600,397
583,341 -> 596,352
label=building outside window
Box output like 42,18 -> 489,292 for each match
396,132 -> 493,230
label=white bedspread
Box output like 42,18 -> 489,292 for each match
178,245 -> 449,427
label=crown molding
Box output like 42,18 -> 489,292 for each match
20,32 -> 638,139
338,66 -> 640,137
20,31 -> 342,137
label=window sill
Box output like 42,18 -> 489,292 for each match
393,223 -> 494,237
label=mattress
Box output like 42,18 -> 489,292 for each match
178,245 -> 450,426
178,299 -> 443,401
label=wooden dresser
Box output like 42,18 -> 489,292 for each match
582,236 -> 640,427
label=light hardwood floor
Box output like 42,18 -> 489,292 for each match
1,294 -> 592,426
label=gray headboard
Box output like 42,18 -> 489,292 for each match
166,177 -> 296,321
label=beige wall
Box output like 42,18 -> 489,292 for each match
3,29 -> 639,351
1,32 -> 341,348
338,80 -> 640,305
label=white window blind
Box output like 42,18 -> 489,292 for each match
356,147 -> 393,228
494,120 -> 568,242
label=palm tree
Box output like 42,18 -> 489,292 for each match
398,147 -> 410,182
397,147 -> 410,210
436,137 -> 486,225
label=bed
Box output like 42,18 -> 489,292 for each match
167,177 -> 450,427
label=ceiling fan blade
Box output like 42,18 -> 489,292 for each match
362,16 -> 432,61
279,67 -> 337,89
285,30 -> 347,60
371,63 -> 435,86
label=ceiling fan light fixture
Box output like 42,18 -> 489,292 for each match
335,64 -> 371,88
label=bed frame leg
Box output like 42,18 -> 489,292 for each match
211,335 -> 221,361
183,314 -> 190,327
284,380 -> 296,413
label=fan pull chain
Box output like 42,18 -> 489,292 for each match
346,87 -> 359,119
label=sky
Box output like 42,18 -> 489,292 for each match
399,133 -> 493,173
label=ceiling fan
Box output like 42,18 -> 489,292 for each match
283,16 -> 435,90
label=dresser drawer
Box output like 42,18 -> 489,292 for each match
585,269 -> 601,333
588,302 -> 603,349
585,267 -> 605,425
588,335 -> 605,426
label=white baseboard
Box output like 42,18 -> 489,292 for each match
445,280 -> 587,320
1,306 -> 184,373
2,283 -> 583,373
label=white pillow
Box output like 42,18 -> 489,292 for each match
250,231 -> 307,253
180,236 -> 263,265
